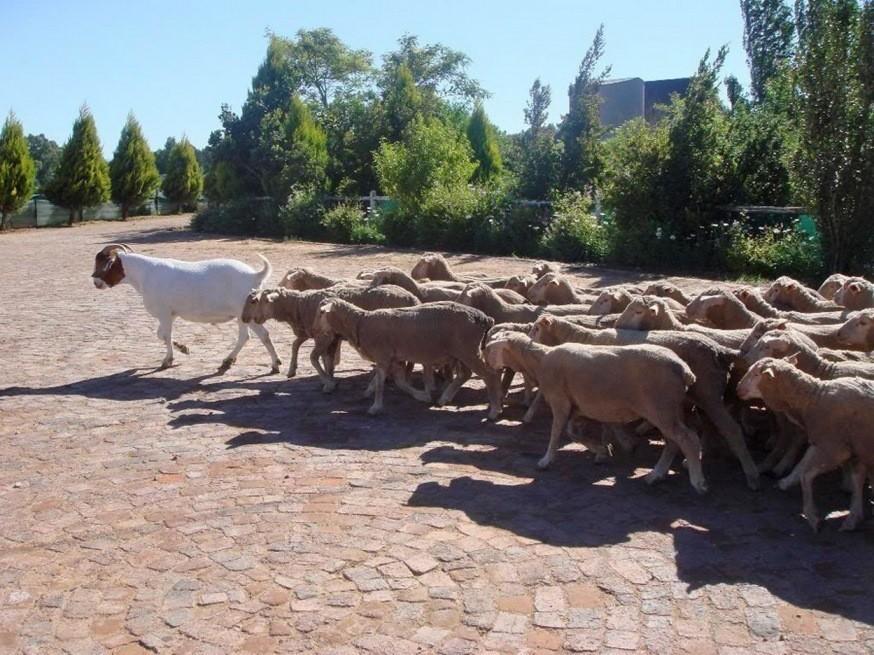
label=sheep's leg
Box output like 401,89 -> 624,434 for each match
702,402 -> 760,490
757,429 -> 790,473
287,335 -> 306,377
219,320 -> 250,373
773,432 -> 807,476
798,446 -> 845,532
777,445 -> 817,490
392,363 -> 432,403
422,366 -> 437,401
367,366 -> 388,416
840,460 -> 868,532
248,322 -> 281,373
437,363 -> 471,406
310,334 -> 339,392
522,391 -> 543,424
458,357 -> 502,420
156,316 -> 175,369
538,399 -> 571,469
645,441 -> 679,485
665,422 -> 708,494
609,424 -> 639,454
522,374 -> 536,406
329,340 -> 342,375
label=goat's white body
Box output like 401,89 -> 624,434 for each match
118,253 -> 270,323
106,252 -> 280,371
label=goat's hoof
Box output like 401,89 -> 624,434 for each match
159,359 -> 173,370
217,358 -> 234,374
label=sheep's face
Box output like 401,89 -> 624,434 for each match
532,262 -> 558,278
685,294 -> 720,324
737,360 -> 775,400
615,298 -> 660,330
91,249 -> 126,289
589,291 -> 622,315
241,291 -> 277,324
744,334 -> 791,366
818,274 -> 847,301
279,270 -> 306,291
483,339 -> 511,371
837,310 -> 874,347
834,279 -> 869,310
314,301 -> 336,334
505,276 -> 533,296
527,274 -> 559,305
529,316 -> 558,345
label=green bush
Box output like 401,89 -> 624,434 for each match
321,203 -> 385,244
191,197 -> 279,236
279,187 -> 325,239
724,220 -> 823,280
539,192 -> 606,262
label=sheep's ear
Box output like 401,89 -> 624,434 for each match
541,315 -> 554,326
762,366 -> 776,379
649,302 -> 661,316
321,301 -> 334,313
849,282 -> 862,293
549,278 -> 560,287
785,351 -> 801,366
774,319 -> 789,330
787,282 -> 797,291
266,291 -> 279,302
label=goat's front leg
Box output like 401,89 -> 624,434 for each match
219,320 -> 250,374
248,322 -> 281,373
156,316 -> 175,369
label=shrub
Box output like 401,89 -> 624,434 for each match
321,203 -> 385,244
279,187 -> 325,240
724,220 -> 824,280
191,197 -> 279,236
539,192 -> 606,263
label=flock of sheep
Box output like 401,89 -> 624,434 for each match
91,245 -> 874,533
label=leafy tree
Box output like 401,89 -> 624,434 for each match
281,28 -> 373,108
558,25 -> 610,194
0,113 -> 36,230
794,0 -> 874,272
162,138 -> 203,212
741,0 -> 795,103
204,160 -> 242,205
380,34 -> 487,106
524,78 -> 551,135
154,136 -> 177,175
26,133 -> 61,191
382,63 -> 425,141
45,106 -> 110,225
374,115 -> 476,211
280,95 -> 329,194
109,114 -> 160,219
323,91 -> 384,194
661,47 -> 733,234
466,104 -> 503,182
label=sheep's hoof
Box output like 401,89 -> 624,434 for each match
776,477 -> 793,492
217,359 -> 234,374
643,471 -> 663,486
322,381 -> 337,393
693,480 -> 710,495
286,369 -> 297,379
839,514 -> 863,532
805,514 -> 822,533
536,456 -> 552,470
172,341 -> 189,355
159,358 -> 173,370
487,407 -> 501,421
745,473 -> 761,491
367,405 -> 383,416
270,364 -> 281,375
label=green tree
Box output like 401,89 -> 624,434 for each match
26,133 -> 61,191
794,0 -> 874,272
45,106 -> 110,225
204,160 -> 242,205
466,104 -> 503,182
524,78 -> 551,135
516,79 -> 563,199
280,95 -> 329,193
558,25 -> 610,194
154,136 -> 177,175
162,138 -> 203,212
0,113 -> 36,230
109,114 -> 160,219
741,0 -> 795,103
374,115 -> 476,211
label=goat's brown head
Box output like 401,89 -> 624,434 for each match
92,244 -> 132,289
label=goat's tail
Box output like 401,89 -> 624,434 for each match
254,253 -> 273,287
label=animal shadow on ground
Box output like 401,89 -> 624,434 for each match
409,442 -> 874,625
166,370 -> 520,453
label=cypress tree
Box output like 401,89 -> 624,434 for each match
162,138 -> 203,213
110,114 -> 160,219
45,106 -> 110,225
284,95 -> 328,189
0,112 -> 36,230
466,104 -> 503,182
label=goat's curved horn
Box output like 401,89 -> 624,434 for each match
100,243 -> 132,256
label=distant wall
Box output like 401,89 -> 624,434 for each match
6,196 -> 207,228
598,78 -> 645,130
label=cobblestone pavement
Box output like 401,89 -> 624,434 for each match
1,216 -> 873,655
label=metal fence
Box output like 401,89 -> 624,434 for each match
6,195 -> 208,228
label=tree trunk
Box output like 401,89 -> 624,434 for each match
68,209 -> 75,226
122,205 -> 129,221
78,209 -> 84,223
0,212 -> 7,231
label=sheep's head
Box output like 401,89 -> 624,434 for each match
527,273 -> 562,305
818,274 -> 848,301
615,296 -> 667,330
837,309 -> 874,348
743,333 -> 795,366
279,268 -> 306,291
529,315 -> 559,345
241,289 -> 280,324
737,358 -> 780,401
738,318 -> 789,356
532,261 -> 559,278
411,253 -> 451,280
483,332 -> 528,371
313,299 -> 339,334
834,278 -> 870,310
92,244 -> 131,289
456,283 -> 486,307
589,289 -> 628,315
505,275 -> 535,296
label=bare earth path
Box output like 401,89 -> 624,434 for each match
0,215 -> 872,654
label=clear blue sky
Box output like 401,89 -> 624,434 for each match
1,1 -> 749,156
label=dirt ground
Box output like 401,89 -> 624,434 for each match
1,215 -> 872,655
